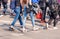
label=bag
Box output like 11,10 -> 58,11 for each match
36,12 -> 42,19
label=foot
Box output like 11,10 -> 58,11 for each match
48,27 -> 58,30
22,27 -> 26,32
0,15 -> 3,17
9,26 -> 15,31
33,26 -> 39,31
53,27 -> 58,30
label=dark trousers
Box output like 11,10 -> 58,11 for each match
58,11 -> 60,18
48,12 -> 57,27
2,2 -> 7,13
0,1 -> 1,8
40,7 -> 46,21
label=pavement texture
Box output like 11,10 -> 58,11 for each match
0,10 -> 60,39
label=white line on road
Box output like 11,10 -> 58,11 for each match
11,33 -> 24,36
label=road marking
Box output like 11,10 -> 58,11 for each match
11,33 -> 24,36
0,20 -> 35,25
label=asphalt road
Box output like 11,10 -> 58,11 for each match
0,13 -> 60,39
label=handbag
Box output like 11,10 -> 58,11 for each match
36,12 -> 42,19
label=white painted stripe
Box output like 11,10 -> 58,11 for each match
11,33 -> 24,36
0,20 -> 41,26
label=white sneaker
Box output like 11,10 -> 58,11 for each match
22,27 -> 26,32
9,26 -> 15,31
53,27 -> 58,30
33,27 -> 39,31
10,26 -> 14,28
9,26 -> 19,31
0,15 -> 3,17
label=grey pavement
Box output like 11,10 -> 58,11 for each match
0,11 -> 60,39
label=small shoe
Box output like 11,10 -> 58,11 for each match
9,26 -> 15,31
53,27 -> 58,30
48,27 -> 58,30
22,27 -> 26,32
33,27 -> 39,31
0,15 -> 3,17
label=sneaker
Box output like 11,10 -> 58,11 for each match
48,27 -> 58,30
53,27 -> 58,30
48,28 -> 53,30
33,26 -> 39,31
0,15 -> 3,17
22,27 -> 26,32
9,26 -> 15,31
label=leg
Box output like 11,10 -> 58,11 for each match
41,7 -> 46,22
30,11 -> 39,30
18,15 -> 23,27
30,11 -> 35,27
2,3 -> 7,15
11,7 -> 20,26
10,7 -> 20,30
22,6 -> 27,32
0,1 -> 1,9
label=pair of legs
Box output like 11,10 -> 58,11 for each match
48,13 -> 58,29
10,6 -> 23,30
2,2 -> 7,15
23,6 -> 35,27
23,6 -> 39,31
40,7 -> 46,23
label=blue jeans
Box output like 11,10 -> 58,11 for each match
23,6 -> 35,27
11,6 -> 23,26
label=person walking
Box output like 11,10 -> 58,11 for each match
9,0 -> 23,31
23,0 -> 39,32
